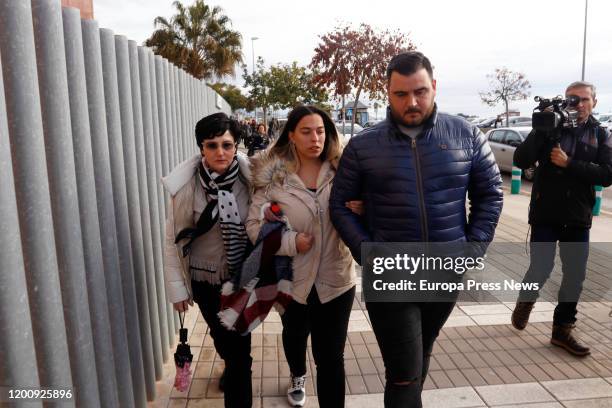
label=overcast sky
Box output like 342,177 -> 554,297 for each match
92,0 -> 612,118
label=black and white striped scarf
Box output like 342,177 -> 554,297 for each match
174,157 -> 248,277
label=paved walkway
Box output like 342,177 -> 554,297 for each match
150,186 -> 612,407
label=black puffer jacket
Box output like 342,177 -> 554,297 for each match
329,106 -> 503,264
513,116 -> 612,228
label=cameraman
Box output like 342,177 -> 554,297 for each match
511,81 -> 612,356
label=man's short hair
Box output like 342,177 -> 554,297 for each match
386,51 -> 433,81
566,81 -> 597,100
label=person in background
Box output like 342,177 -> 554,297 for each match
511,80 -> 612,356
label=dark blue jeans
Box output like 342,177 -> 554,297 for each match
365,301 -> 456,408
519,225 -> 590,325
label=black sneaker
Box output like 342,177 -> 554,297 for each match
287,374 -> 306,407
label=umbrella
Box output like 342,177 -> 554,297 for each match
173,311 -> 193,392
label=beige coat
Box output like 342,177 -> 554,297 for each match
161,153 -> 251,304
247,152 -> 355,304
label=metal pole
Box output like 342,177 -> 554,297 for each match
251,36 -> 258,121
30,1 -> 101,402
156,58 -> 170,178
167,64 -> 177,170
0,0 -> 73,393
147,50 -> 171,360
82,21 -> 136,408
100,29 -> 147,408
62,8 -> 118,407
116,36 -> 156,400
581,0 -> 588,80
135,45 -> 165,379
164,61 -> 180,335
174,67 -> 184,163
0,47 -> 41,408
154,56 -> 177,345
180,71 -> 189,159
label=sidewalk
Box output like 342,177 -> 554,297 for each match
150,188 -> 612,407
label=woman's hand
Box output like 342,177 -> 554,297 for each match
263,205 -> 282,222
346,200 -> 364,215
296,232 -> 314,253
173,299 -> 193,313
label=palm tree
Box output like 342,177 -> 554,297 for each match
145,0 -> 243,80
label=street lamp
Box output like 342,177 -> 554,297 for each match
581,0 -> 588,80
251,36 -> 259,121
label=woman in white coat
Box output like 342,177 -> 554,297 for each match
162,112 -> 252,407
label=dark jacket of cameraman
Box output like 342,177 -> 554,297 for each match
513,116 -> 612,228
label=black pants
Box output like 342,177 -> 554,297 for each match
519,225 -> 590,325
192,280 -> 252,408
281,286 -> 355,408
366,301 -> 456,408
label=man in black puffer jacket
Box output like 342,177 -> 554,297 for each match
511,81 -> 612,357
329,52 -> 503,407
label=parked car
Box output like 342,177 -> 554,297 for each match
363,119 -> 383,128
500,116 -> 532,127
477,117 -> 498,129
486,126 -> 536,181
478,116 -> 532,130
334,122 -> 364,144
597,114 -> 612,129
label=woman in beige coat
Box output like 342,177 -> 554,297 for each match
247,106 -> 356,408
162,112 -> 252,407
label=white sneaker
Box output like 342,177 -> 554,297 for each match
287,374 -> 306,407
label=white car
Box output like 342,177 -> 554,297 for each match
597,114 -> 612,129
500,116 -> 532,127
334,122 -> 364,144
486,126 -> 536,181
363,119 -> 383,128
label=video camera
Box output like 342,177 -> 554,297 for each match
532,95 -> 580,132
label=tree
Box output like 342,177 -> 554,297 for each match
145,0 -> 243,80
242,57 -> 273,124
208,83 -> 248,111
479,67 -> 531,126
243,59 -> 330,124
267,62 -> 329,109
310,23 -> 414,135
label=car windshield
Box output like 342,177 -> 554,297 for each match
519,130 -> 531,138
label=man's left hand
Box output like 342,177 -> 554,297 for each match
550,146 -> 570,168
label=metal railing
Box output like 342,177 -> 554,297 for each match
0,1 -> 231,406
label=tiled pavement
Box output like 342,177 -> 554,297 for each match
150,189 -> 612,407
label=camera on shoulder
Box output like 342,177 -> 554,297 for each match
532,95 -> 580,133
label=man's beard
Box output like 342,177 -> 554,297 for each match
390,104 -> 434,128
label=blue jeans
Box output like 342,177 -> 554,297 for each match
519,225 -> 590,325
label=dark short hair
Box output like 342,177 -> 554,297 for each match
194,112 -> 242,148
386,51 -> 433,81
